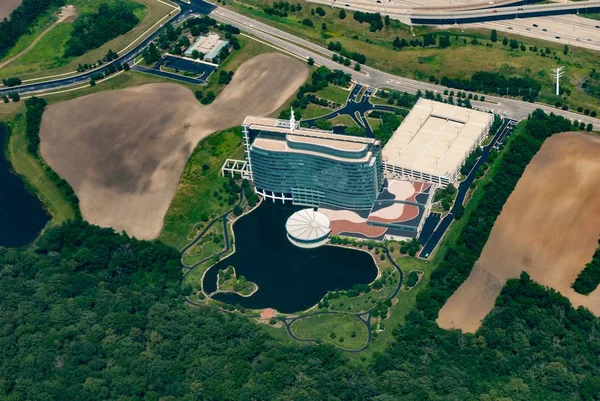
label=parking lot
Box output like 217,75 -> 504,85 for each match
161,55 -> 216,80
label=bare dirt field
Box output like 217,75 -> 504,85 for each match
40,53 -> 308,239
0,0 -> 22,20
437,132 -> 600,333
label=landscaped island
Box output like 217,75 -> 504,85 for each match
216,265 -> 258,297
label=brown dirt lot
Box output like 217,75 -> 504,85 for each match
437,132 -> 600,333
40,53 -> 308,239
0,0 -> 22,20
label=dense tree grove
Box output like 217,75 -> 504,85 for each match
376,273 -> 600,400
441,71 -> 541,101
0,221 -> 377,401
2,107 -> 599,400
0,0 -> 63,58
352,11 -> 383,31
373,112 -> 402,145
284,66 -> 351,114
414,109 -> 573,321
572,241 -> 600,295
64,2 -> 140,57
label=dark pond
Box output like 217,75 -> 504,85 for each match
204,203 -> 378,313
0,124 -> 49,247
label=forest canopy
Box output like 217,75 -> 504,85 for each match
64,1 -> 140,57
0,110 -> 598,400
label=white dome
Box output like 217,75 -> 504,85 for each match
285,208 -> 331,248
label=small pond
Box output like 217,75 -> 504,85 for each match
0,123 -> 49,247
204,202 -> 378,313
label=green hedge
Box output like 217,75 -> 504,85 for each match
414,109 -> 573,320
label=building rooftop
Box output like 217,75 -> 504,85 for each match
382,98 -> 493,179
286,208 -> 331,242
243,116 -> 379,146
252,137 -> 374,164
184,34 -> 228,59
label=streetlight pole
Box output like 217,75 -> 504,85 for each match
552,66 -> 565,96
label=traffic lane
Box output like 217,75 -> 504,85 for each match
0,8 -> 190,96
208,2 -> 600,127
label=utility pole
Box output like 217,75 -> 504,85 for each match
552,67 -> 565,96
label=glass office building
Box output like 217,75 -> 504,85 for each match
243,116 -> 382,210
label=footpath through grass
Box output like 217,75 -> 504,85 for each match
0,0 -> 175,80
5,114 -> 76,226
291,313 -> 369,350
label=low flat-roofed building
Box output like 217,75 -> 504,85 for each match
184,34 -> 228,62
382,98 -> 493,186
243,115 -> 383,210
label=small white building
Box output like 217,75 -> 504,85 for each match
382,98 -> 493,186
185,34 -> 228,62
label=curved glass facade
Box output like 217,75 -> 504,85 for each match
247,124 -> 382,210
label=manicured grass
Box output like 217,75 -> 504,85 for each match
159,128 -> 244,250
5,114 -> 76,226
301,103 -> 331,119
259,323 -> 292,342
225,0 -> 600,113
583,13 -> 600,21
369,95 -> 391,106
291,313 -> 369,350
330,114 -> 356,127
314,84 -> 350,105
1,0 -> 175,80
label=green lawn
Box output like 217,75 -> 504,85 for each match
314,84 -> 350,105
330,114 -> 357,127
5,114 -> 76,226
291,313 -> 369,350
159,128 -> 244,250
0,0 -> 175,80
301,103 -> 331,119
369,95 -> 391,106
225,0 -> 600,113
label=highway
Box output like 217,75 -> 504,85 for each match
196,1 -> 600,129
304,0 -> 600,24
472,14 -> 600,53
409,0 -> 600,24
1,0 -> 598,129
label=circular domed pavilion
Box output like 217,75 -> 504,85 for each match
285,208 -> 331,248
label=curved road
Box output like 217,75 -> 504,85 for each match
302,84 -> 403,137
201,1 -> 600,129
1,0 -> 599,129
0,3 -> 215,96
